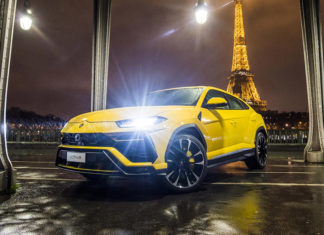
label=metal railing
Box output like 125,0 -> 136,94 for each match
267,130 -> 308,144
7,128 -> 61,143
6,127 -> 309,144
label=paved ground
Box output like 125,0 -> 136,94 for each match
1,146 -> 324,235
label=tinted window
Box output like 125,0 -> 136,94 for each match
202,90 -> 229,110
237,99 -> 249,109
224,94 -> 246,110
146,88 -> 203,106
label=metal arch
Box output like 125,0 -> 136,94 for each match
167,124 -> 207,152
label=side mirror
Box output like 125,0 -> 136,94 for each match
205,97 -> 228,109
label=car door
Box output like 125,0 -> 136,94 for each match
223,93 -> 252,149
200,89 -> 236,158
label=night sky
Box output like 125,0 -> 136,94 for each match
8,0 -> 324,119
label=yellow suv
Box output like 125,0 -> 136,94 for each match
56,86 -> 267,192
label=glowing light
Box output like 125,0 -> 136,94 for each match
220,1 -> 234,9
116,116 -> 167,129
161,29 -> 176,38
20,15 -> 32,30
20,0 -> 33,30
195,1 -> 208,24
2,123 -> 7,133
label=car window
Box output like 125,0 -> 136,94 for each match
146,88 -> 203,106
237,99 -> 250,110
202,90 -> 229,110
224,94 -> 246,110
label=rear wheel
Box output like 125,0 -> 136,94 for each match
245,131 -> 268,170
162,134 -> 207,193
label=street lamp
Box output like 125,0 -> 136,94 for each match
20,0 -> 32,30
195,0 -> 208,24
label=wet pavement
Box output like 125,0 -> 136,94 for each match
1,147 -> 324,234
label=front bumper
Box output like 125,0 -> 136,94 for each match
56,145 -> 168,176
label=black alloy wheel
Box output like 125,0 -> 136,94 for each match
256,132 -> 267,166
245,131 -> 268,170
162,134 -> 207,193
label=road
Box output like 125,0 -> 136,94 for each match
1,146 -> 324,234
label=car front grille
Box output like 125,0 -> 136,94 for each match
61,132 -> 158,163
62,133 -> 115,147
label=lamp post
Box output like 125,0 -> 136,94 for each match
195,0 -> 208,24
20,0 -> 32,30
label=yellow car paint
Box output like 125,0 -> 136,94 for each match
57,86 -> 266,174
59,145 -> 168,170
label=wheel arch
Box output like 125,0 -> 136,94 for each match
256,126 -> 268,139
168,124 -> 207,151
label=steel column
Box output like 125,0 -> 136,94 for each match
0,0 -> 17,192
91,0 -> 112,111
300,0 -> 324,162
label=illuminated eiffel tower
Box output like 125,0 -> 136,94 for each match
227,0 -> 267,111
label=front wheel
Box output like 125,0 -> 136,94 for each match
245,131 -> 268,170
161,134 -> 207,193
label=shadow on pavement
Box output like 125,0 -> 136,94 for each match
61,178 -> 169,202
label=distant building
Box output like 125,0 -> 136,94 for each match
227,0 -> 267,112
261,110 -> 308,131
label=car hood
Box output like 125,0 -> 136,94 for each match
69,106 -> 196,123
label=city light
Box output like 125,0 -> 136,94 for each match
195,0 -> 208,24
20,15 -> 32,30
20,0 -> 32,30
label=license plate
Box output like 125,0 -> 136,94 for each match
67,152 -> 86,163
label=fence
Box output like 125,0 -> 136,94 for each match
7,128 -> 61,143
6,127 -> 308,144
267,130 -> 308,144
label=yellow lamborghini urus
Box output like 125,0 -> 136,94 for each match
56,86 -> 267,192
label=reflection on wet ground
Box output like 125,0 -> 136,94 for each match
1,150 -> 324,234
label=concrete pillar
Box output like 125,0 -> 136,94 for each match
300,0 -> 324,162
0,0 -> 17,192
91,0 -> 112,111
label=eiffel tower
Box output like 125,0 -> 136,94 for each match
227,0 -> 267,111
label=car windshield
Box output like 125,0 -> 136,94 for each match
145,88 -> 203,106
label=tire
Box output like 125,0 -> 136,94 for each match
81,174 -> 108,183
245,131 -> 268,170
161,134 -> 208,193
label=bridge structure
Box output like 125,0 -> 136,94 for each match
0,0 -> 323,193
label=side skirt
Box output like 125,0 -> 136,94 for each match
207,148 -> 255,168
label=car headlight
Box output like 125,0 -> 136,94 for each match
116,116 -> 167,128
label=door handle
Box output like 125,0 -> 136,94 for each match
230,121 -> 236,125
